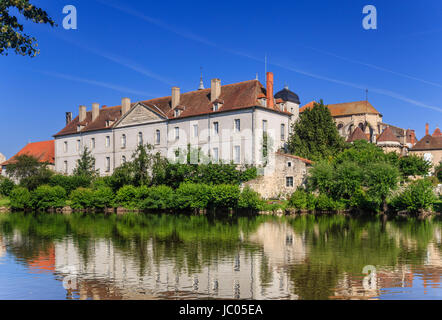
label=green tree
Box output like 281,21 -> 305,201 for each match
435,161 -> 442,182
73,147 -> 98,177
0,0 -> 55,57
398,155 -> 431,178
5,154 -> 49,186
287,100 -> 345,161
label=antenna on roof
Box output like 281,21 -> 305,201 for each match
365,89 -> 368,102
255,73 -> 259,81
198,67 -> 204,90
284,83 -> 289,90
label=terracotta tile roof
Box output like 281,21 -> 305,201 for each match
347,127 -> 369,142
275,152 -> 313,165
377,126 -> 400,143
54,80 -> 291,137
300,100 -> 380,117
432,127 -> 442,137
411,135 -> 442,151
1,140 -> 55,166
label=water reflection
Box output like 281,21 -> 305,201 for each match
0,213 -> 440,300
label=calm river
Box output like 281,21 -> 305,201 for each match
0,212 -> 441,300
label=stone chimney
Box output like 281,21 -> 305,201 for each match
79,105 -> 87,122
171,87 -> 180,108
65,112 -> 72,125
122,97 -> 131,115
426,123 -> 429,136
266,72 -> 274,108
92,103 -> 100,122
211,79 -> 221,102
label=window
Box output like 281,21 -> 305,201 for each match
281,123 -> 286,140
234,119 -> 241,132
175,127 -> 180,140
63,161 -> 68,174
76,139 -> 81,152
121,134 -> 126,148
234,146 -> 240,164
155,130 -> 161,145
213,122 -> 219,135
287,162 -> 292,167
262,120 -> 268,133
286,177 -> 294,187
90,138 -> 95,150
105,157 -> 111,172
137,132 -> 143,145
212,148 -> 219,162
213,103 -> 219,112
193,124 -> 198,138
63,141 -> 68,153
105,136 -> 110,148
122,155 -> 126,164
174,109 -> 180,117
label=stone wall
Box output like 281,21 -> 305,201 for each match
243,153 -> 311,199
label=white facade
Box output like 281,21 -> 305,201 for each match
55,104 -> 295,175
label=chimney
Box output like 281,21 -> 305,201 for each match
266,72 -> 274,108
92,103 -> 100,122
122,97 -> 131,114
65,112 -> 72,125
425,123 -> 429,136
79,105 -> 86,122
211,78 -> 221,102
410,130 -> 416,145
171,87 -> 180,108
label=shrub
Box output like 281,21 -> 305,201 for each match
70,188 -> 94,209
135,185 -> 150,201
31,185 -> 67,209
113,185 -> 138,208
93,187 -> 114,208
174,183 -> 211,210
0,177 -> 15,196
92,177 -> 112,190
49,174 -> 92,194
306,193 -> 317,210
210,184 -> 240,209
289,189 -> 308,209
238,187 -> 263,210
390,179 -> 436,213
139,185 -> 174,210
433,200 -> 442,213
9,187 -> 32,210
316,194 -> 335,211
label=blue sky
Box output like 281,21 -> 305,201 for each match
1,0 -> 442,158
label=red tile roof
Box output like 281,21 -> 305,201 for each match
347,127 -> 369,142
377,126 -> 400,143
300,100 -> 380,117
1,140 -> 55,166
54,80 -> 291,137
275,152 -> 313,165
432,127 -> 442,137
411,135 -> 442,151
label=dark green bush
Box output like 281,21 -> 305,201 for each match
0,177 -> 15,196
316,194 -> 335,211
209,184 -> 240,209
9,187 -> 32,210
238,187 -> 263,210
139,185 -> 174,210
49,174 -> 92,194
289,189 -> 308,209
31,185 -> 66,209
93,187 -> 114,208
70,188 -> 94,209
390,179 -> 436,213
174,183 -> 211,210
113,185 -> 138,208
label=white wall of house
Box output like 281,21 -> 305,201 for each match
54,107 -> 294,175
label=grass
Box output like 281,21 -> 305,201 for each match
0,196 -> 10,207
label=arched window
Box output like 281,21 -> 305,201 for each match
138,132 -> 143,145
358,123 -> 364,130
122,155 -> 126,164
121,134 -> 126,148
348,124 -> 354,134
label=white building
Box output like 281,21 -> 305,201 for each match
54,73 -> 301,175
